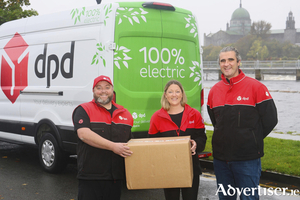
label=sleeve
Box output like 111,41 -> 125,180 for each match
193,111 -> 207,153
72,106 -> 91,131
256,85 -> 278,138
207,91 -> 216,126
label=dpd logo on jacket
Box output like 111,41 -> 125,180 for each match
1,32 -> 29,104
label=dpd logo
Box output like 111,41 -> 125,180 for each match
1,32 -> 29,104
34,41 -> 75,88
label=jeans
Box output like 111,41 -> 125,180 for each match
213,158 -> 261,200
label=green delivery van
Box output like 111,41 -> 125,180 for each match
0,1 -> 203,172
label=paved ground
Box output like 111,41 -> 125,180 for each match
0,141 -> 299,199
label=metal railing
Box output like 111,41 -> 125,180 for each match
203,60 -> 300,69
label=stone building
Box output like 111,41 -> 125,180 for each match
203,3 -> 300,46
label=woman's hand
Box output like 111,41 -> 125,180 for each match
190,139 -> 197,155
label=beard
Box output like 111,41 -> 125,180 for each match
94,93 -> 114,105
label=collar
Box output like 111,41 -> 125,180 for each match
221,69 -> 246,85
158,104 -> 193,118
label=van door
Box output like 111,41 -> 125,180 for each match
113,2 -> 202,136
0,33 -> 26,142
160,8 -> 202,111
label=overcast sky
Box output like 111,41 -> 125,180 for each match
25,0 -> 300,45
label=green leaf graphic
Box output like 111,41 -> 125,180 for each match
116,7 -> 148,25
189,61 -> 202,85
70,7 -> 86,25
114,45 -> 132,69
103,4 -> 113,27
91,43 -> 106,67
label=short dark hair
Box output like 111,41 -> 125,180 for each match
218,46 -> 241,63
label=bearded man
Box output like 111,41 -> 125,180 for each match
72,75 -> 133,200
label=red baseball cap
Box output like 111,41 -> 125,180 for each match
93,75 -> 113,89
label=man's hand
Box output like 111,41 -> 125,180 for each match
190,139 -> 197,155
77,128 -> 132,157
112,143 -> 133,157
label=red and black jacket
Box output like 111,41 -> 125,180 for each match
149,104 -> 207,175
207,70 -> 278,161
72,100 -> 133,180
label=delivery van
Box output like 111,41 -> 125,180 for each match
0,1 -> 203,173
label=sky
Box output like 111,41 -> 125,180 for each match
25,0 -> 300,45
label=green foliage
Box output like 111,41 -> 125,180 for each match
0,0 -> 38,25
247,40 -> 269,60
250,20 -> 272,40
234,35 -> 257,59
247,40 -> 262,59
203,131 -> 300,176
202,45 -> 223,61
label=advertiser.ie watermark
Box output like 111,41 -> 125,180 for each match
216,184 -> 300,197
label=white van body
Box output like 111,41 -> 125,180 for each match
0,2 -> 203,172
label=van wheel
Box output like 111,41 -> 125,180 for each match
39,133 -> 69,173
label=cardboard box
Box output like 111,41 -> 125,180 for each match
125,136 -> 193,190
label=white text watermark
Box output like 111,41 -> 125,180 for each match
216,184 -> 300,197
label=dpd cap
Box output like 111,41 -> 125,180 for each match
93,75 -> 113,89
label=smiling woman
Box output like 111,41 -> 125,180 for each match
148,79 -> 207,200
164,84 -> 183,109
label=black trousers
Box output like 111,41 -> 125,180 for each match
78,179 -> 122,200
164,175 -> 200,200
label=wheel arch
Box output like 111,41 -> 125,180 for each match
34,119 -> 63,149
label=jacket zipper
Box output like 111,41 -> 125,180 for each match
158,108 -> 193,136
238,111 -> 240,127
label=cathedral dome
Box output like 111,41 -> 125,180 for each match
231,7 -> 250,20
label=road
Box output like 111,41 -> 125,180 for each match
0,142 -> 299,200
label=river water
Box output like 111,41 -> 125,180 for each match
202,74 -> 300,135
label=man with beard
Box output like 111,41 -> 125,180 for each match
72,75 -> 133,200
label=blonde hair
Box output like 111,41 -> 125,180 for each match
161,80 -> 187,110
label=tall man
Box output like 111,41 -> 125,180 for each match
207,46 -> 278,199
72,75 -> 133,200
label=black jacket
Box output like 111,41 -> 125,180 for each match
207,70 -> 277,161
72,100 -> 133,180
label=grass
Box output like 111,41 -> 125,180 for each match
203,130 -> 300,177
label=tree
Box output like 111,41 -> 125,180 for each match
202,45 -> 222,61
259,45 -> 269,60
250,20 -> 272,40
0,0 -> 38,25
247,39 -> 269,60
235,35 -> 256,60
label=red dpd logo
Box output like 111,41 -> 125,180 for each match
1,32 -> 29,104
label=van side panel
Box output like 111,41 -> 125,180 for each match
161,10 -> 202,112
0,4 -> 118,153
